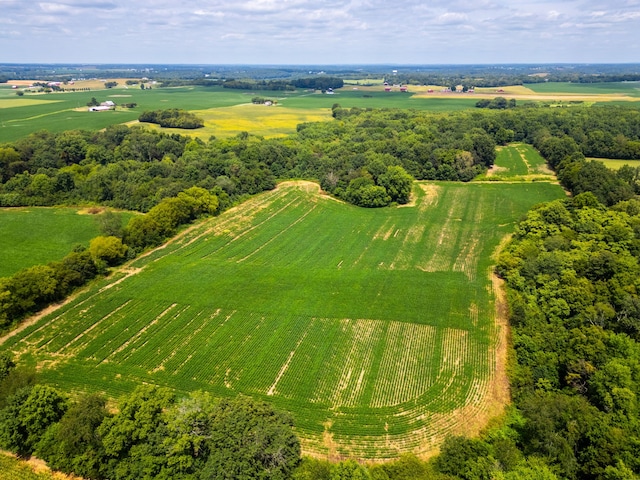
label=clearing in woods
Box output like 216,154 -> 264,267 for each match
483,143 -> 554,180
0,181 -> 565,459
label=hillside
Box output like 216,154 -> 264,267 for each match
1,180 -> 564,459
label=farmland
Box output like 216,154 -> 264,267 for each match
0,84 -> 477,143
479,143 -> 554,180
591,158 -> 640,171
0,207 -> 133,278
3,77 -> 639,144
0,180 -> 565,458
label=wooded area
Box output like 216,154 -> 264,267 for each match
1,103 -> 640,478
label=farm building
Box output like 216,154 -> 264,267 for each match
89,101 -> 116,112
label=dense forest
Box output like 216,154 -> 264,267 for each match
1,104 -> 639,212
2,103 -> 640,478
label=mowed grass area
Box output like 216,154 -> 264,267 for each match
0,208 -> 134,278
1,181 -> 565,458
591,158 -> 640,170
477,143 -> 553,181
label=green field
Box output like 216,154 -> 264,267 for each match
0,86 -> 259,142
0,85 -> 478,143
525,81 -> 640,96
0,207 -> 133,278
478,143 -> 553,180
3,80 -> 640,143
590,158 -> 640,170
0,181 -> 564,458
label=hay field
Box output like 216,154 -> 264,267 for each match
0,181 -> 565,459
138,104 -> 333,139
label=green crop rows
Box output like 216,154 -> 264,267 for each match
1,181 -> 564,458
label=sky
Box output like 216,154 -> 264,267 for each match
1,0 -> 639,65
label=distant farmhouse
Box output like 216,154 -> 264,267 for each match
89,100 -> 115,112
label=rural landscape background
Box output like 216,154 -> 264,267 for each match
0,61 -> 639,479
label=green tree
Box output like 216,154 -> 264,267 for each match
330,459 -> 371,480
0,146 -> 21,181
377,165 -> 413,204
6,265 -> 58,318
199,396 -> 301,480
293,457 -> 331,480
36,393 -> 110,479
0,385 -> 67,456
496,457 -> 559,480
435,435 -> 494,480
89,235 -> 128,267
0,352 -> 16,381
96,209 -> 124,237
98,385 -> 175,480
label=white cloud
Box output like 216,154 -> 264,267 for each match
436,12 -> 468,24
0,0 -> 637,63
193,9 -> 225,17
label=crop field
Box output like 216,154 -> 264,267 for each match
3,79 -> 640,143
140,104 -> 334,139
463,83 -> 640,104
525,81 -> 640,97
0,84 -> 477,143
0,207 -> 134,278
479,143 -> 553,180
0,181 -> 564,458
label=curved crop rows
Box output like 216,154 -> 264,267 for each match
0,181 -> 565,459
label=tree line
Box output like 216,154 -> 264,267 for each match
1,105 -> 639,213
159,76 -> 345,92
1,103 -> 640,478
139,109 -> 205,129
0,186 -> 219,332
0,357 -> 301,480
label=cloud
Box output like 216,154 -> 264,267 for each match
0,0 -> 638,63
436,12 -> 468,25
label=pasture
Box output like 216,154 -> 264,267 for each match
0,181 -> 565,458
0,207 -> 132,278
